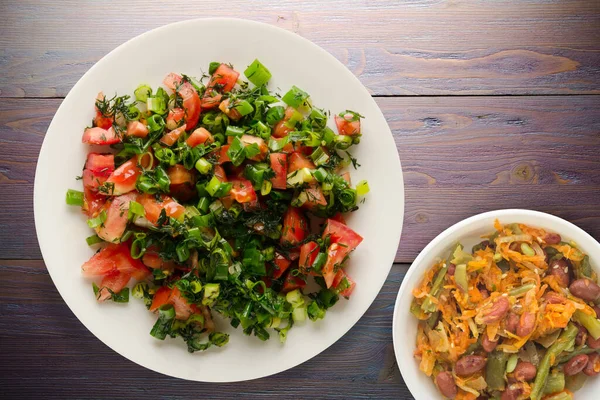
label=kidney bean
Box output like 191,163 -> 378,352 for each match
513,361 -> 537,382
583,353 -> 600,377
509,242 -> 520,252
588,335 -> 600,349
447,263 -> 456,276
501,383 -> 524,400
455,355 -> 487,376
549,259 -> 571,287
569,279 -> 600,302
593,305 -> 600,318
576,324 -> 588,346
517,312 -> 536,337
563,354 -> 589,376
544,291 -> 566,304
505,312 -> 520,334
482,335 -> 499,352
482,297 -> 510,324
545,233 -> 562,245
435,371 -> 457,399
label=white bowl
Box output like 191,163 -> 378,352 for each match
34,18 -> 404,382
393,209 -> 600,399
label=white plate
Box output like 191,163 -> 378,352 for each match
393,209 -> 600,399
34,18 -> 404,382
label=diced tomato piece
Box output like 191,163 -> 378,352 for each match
82,153 -> 115,191
240,135 -> 268,161
332,269 -> 356,297
321,219 -> 363,288
94,92 -> 113,129
207,64 -> 239,93
341,171 -> 351,185
141,251 -> 177,271
216,145 -> 231,164
149,286 -> 193,320
160,125 -> 186,147
81,244 -> 121,277
335,114 -> 361,136
269,153 -> 287,190
167,164 -> 196,202
229,179 -> 257,204
288,152 -> 315,173
299,241 -> 319,273
82,187 -> 107,217
137,193 -> 185,225
97,270 -> 131,302
331,212 -> 346,225
186,127 -> 213,147
105,157 -> 142,195
302,185 -> 327,209
96,192 -> 136,243
82,126 -> 120,145
214,165 -> 228,182
219,99 -> 242,121
280,207 -> 309,247
272,120 -> 294,138
166,107 -> 185,130
149,286 -> 172,311
282,272 -> 306,293
272,252 -> 292,279
125,121 -> 149,138
163,73 -> 201,130
201,90 -> 222,109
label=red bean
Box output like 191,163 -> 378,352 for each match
588,335 -> 600,349
435,371 -> 457,399
544,233 -> 562,245
505,313 -> 520,334
455,355 -> 487,376
482,335 -> 498,352
482,297 -> 510,324
569,279 -> 600,302
576,324 -> 588,347
544,292 -> 566,304
501,384 -> 524,400
513,361 -> 537,381
447,263 -> 456,276
593,305 -> 600,318
517,312 -> 536,337
549,259 -> 570,287
563,354 -> 589,376
583,353 -> 600,377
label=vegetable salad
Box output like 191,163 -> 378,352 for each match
411,221 -> 599,399
66,59 -> 369,352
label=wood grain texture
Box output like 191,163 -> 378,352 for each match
1,97 -> 599,262
0,260 -> 409,399
1,0 -> 599,97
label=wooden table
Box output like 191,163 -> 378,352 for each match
1,1 -> 599,398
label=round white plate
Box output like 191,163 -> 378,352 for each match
393,209 -> 600,399
34,18 -> 404,382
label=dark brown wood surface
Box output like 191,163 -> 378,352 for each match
1,1 -> 599,399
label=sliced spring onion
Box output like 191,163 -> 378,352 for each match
87,210 -> 107,229
287,168 -> 315,187
85,234 -> 102,246
268,136 -> 289,152
202,283 -> 220,306
225,125 -> 246,137
261,180 -> 272,196
128,200 -> 145,219
195,157 -> 212,174
244,59 -> 272,86
134,84 -> 152,102
310,147 -> 330,166
65,189 -> 84,206
147,96 -> 166,114
286,289 -> 305,308
282,86 -> 309,109
190,281 -> 203,294
197,197 -> 211,214
292,306 -> 307,323
266,106 -> 285,126
356,180 -> 370,196
208,62 -> 221,75
132,282 -> 148,299
333,134 -> 353,150
234,100 -> 254,116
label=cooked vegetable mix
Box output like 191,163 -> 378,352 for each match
411,221 -> 600,399
68,60 -> 368,352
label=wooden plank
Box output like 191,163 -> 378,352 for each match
1,0 -> 599,97
1,97 -> 599,261
0,260 -> 409,399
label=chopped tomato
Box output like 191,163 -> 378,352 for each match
125,121 -> 149,138
269,153 -> 287,190
149,286 -> 172,311
219,99 -> 242,121
335,114 -> 361,136
166,107 -> 185,130
82,187 -> 107,217
272,252 -> 292,279
200,90 -> 222,109
282,272 -> 306,293
149,286 -> 194,320
332,269 -> 356,297
214,165 -> 228,182
82,126 -> 120,145
331,212 -> 346,224
341,171 -> 351,185
167,164 -> 196,202
280,207 -> 309,247
94,92 -> 113,130
160,125 -> 186,147
321,219 -> 363,288
229,179 -> 257,203
207,64 -> 239,93
97,270 -> 131,302
302,185 -> 327,209
96,192 -> 136,243
105,157 -> 142,195
216,145 -> 231,164
82,153 -> 114,191
137,193 -> 185,225
82,243 -> 149,281
141,251 -> 177,271
163,73 -> 201,130
186,127 -> 213,147
273,120 -> 294,138
240,135 -> 268,161
299,241 -> 319,273
288,152 -> 315,173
